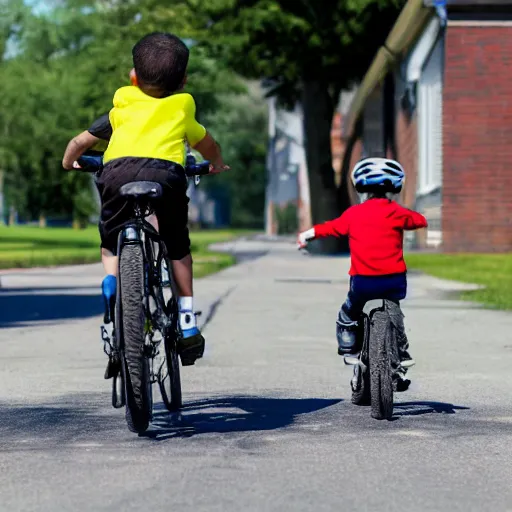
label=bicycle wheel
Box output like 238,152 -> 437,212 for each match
159,298 -> 182,411
119,243 -> 153,433
369,307 -> 395,420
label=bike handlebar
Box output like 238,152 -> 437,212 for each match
75,155 -> 211,176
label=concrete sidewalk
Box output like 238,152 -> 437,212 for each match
1,237 -> 511,512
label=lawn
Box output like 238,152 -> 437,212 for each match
406,253 -> 512,309
0,225 -> 246,277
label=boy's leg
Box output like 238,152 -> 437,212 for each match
336,277 -> 366,355
171,253 -> 193,297
154,172 -> 205,366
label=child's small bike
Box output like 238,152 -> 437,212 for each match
344,299 -> 408,420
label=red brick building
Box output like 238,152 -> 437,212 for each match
342,0 -> 512,252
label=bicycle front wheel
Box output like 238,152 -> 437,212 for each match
119,243 -> 152,433
159,298 -> 182,411
369,308 -> 394,420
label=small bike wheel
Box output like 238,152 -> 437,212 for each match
119,243 -> 153,434
369,309 -> 394,420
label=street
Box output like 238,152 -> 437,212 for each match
1,237 -> 511,512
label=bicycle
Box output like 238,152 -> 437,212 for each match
77,153 -> 210,433
343,299 -> 406,420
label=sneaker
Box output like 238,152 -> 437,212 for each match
178,328 -> 205,366
337,328 -> 357,355
400,356 -> 416,369
177,310 -> 205,366
394,372 -> 411,392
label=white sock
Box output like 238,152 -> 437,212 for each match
178,297 -> 196,330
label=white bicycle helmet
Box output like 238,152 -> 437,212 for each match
351,157 -> 405,193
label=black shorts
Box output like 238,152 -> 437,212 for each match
95,157 -> 190,260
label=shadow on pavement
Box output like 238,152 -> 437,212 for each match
0,288 -> 102,327
394,401 -> 470,417
146,395 -> 341,440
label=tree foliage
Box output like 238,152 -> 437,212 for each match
161,0 -> 404,249
0,0 -> 267,228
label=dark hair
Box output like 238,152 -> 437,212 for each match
132,32 -> 189,95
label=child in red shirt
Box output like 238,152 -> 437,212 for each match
298,158 -> 427,387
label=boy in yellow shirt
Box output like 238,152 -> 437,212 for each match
62,32 -> 228,365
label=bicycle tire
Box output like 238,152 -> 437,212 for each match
119,243 -> 152,433
369,307 -> 394,420
160,335 -> 182,411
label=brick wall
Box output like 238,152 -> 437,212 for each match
443,24 -> 512,252
396,110 -> 418,210
395,109 -> 429,248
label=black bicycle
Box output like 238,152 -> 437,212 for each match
78,153 -> 209,433
343,299 -> 406,420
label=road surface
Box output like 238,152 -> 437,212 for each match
1,237 -> 511,511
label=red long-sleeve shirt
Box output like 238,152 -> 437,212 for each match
314,199 -> 428,276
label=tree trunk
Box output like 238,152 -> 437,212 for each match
9,207 -> 16,226
302,80 -> 344,254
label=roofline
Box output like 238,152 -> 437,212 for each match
344,0 -> 434,135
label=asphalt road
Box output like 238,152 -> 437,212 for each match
1,238 -> 511,512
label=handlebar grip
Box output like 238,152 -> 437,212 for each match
185,161 -> 210,176
77,155 -> 103,172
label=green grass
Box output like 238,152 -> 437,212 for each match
406,253 -> 512,309
0,225 -> 248,277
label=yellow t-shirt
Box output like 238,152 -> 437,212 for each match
103,86 -> 207,166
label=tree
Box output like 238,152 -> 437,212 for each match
169,0 -> 404,251
0,0 -> 259,227
204,82 -> 267,228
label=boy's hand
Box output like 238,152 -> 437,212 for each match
297,228 -> 315,249
209,163 -> 230,174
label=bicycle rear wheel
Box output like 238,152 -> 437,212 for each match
119,243 -> 153,433
369,307 -> 395,420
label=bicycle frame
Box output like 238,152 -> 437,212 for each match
115,201 -> 178,354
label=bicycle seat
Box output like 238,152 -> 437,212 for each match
120,181 -> 162,199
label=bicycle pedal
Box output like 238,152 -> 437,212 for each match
104,357 -> 120,380
343,354 -> 360,366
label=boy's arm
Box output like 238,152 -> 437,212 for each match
62,131 -> 101,170
62,113 -> 112,170
193,132 -> 229,173
184,94 -> 228,173
297,211 -> 350,248
402,208 -> 428,230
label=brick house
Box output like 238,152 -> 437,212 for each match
342,0 -> 512,252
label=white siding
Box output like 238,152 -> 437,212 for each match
417,37 -> 443,195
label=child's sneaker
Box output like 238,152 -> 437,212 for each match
337,328 -> 357,355
177,309 -> 205,366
